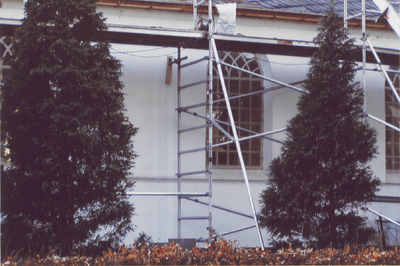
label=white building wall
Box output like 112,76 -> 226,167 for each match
113,40 -> 399,246
97,4 -> 400,246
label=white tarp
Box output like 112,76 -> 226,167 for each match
215,3 -> 237,35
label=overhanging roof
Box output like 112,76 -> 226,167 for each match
1,22 -> 399,66
101,24 -> 399,66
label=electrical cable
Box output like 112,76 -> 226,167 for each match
110,46 -> 179,58
110,46 -> 170,54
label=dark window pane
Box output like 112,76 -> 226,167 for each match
230,68 -> 239,77
386,130 -> 393,142
252,110 -> 261,123
229,152 -> 238,165
240,123 -> 251,131
394,159 -> 399,170
241,97 -> 250,108
251,153 -> 260,166
387,158 -> 393,169
252,124 -> 261,132
248,60 -> 258,70
218,152 -> 227,165
236,56 -> 245,68
228,143 -> 236,152
241,109 -> 251,121
219,109 -> 228,122
252,95 -> 261,106
230,80 -> 239,93
394,76 -> 399,87
251,138 -> 261,151
394,144 -> 400,156
243,153 -> 249,165
241,140 -> 250,151
386,143 -> 392,156
232,109 -> 239,120
240,80 -> 250,93
241,71 -> 250,78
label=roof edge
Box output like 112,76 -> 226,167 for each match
96,0 -> 392,30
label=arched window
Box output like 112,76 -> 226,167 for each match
211,52 -> 263,169
385,68 -> 400,172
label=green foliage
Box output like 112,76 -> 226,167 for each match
1,0 -> 137,256
259,8 -> 380,249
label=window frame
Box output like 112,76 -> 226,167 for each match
209,52 -> 264,170
385,67 -> 400,173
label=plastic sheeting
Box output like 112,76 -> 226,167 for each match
215,3 -> 237,35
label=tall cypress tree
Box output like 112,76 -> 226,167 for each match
1,0 -> 137,255
259,8 -> 380,248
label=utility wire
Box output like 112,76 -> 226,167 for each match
110,46 -> 179,58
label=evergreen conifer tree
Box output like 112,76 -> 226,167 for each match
259,8 -> 380,248
1,0 -> 137,255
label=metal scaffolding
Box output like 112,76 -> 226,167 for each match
344,0 -> 400,127
130,0 -> 400,248
172,0 -> 305,249
173,0 -> 400,248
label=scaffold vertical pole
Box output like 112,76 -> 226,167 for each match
344,0 -> 348,28
362,0 -> 367,111
207,0 -> 214,242
210,37 -> 265,250
177,46 -> 182,238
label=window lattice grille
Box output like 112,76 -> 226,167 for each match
210,52 -> 263,168
385,70 -> 400,171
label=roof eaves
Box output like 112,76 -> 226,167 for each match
96,0 -> 392,30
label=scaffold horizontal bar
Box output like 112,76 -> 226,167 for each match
179,146 -> 208,155
221,225 -> 256,236
182,110 -> 209,120
345,13 -> 362,21
238,128 -> 286,141
179,81 -> 305,111
179,216 -> 209,220
367,39 -> 400,104
363,207 -> 400,227
177,170 -> 210,177
210,117 -> 286,144
183,197 -> 253,219
368,114 -> 400,132
211,120 -> 234,141
179,79 -> 208,90
178,124 -> 208,133
127,192 -> 209,197
219,61 -> 307,93
193,0 -> 205,8
212,128 -> 286,148
367,68 -> 400,74
178,101 -> 208,111
180,56 -> 208,68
